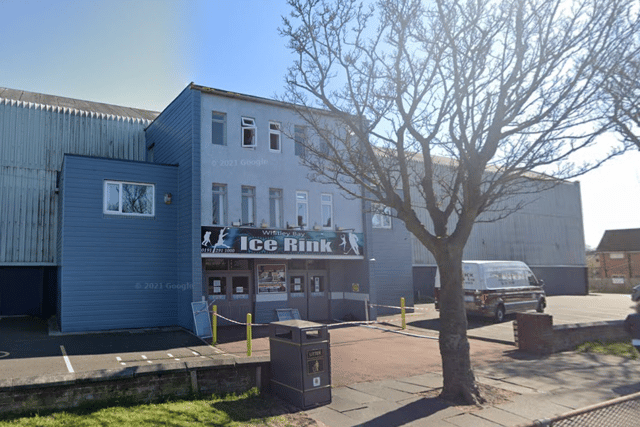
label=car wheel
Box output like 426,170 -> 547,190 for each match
536,299 -> 545,313
495,305 -> 506,323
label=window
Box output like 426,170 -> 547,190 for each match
241,117 -> 256,147
269,188 -> 283,228
294,125 -> 306,157
212,112 -> 226,145
104,181 -> 154,216
212,184 -> 227,225
296,191 -> 308,228
241,186 -> 256,226
321,193 -> 333,229
372,203 -> 392,229
269,122 -> 281,152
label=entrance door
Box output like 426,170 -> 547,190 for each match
288,270 -> 329,321
307,270 -> 329,321
205,273 -> 252,325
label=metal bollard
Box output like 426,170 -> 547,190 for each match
212,305 -> 217,345
401,297 -> 406,330
247,313 -> 252,357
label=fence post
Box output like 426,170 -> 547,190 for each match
401,297 -> 406,330
212,305 -> 217,345
365,298 -> 369,322
247,313 -> 252,357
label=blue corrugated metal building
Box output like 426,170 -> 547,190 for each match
0,83 -> 587,333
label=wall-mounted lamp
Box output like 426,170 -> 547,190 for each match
260,219 -> 268,228
164,193 -> 172,204
313,222 -> 321,231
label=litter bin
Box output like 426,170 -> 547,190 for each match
269,319 -> 331,409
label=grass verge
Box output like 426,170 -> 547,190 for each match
0,388 -> 314,427
575,340 -> 639,360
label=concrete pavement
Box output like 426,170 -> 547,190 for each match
304,351 -> 640,427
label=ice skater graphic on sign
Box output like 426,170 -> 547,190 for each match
202,231 -> 212,246
213,228 -> 230,250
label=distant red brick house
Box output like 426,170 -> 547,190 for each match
595,228 -> 640,282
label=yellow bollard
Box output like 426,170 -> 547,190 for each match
212,305 -> 217,345
247,313 -> 252,357
401,297 -> 406,330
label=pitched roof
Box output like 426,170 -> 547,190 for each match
0,87 -> 159,122
596,228 -> 640,252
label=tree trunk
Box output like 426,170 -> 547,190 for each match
435,245 -> 484,404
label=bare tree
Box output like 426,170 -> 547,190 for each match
280,0 -> 638,403
600,27 -> 640,149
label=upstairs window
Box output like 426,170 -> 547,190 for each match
296,191 -> 308,228
212,112 -> 226,145
372,203 -> 392,229
321,193 -> 333,229
241,186 -> 256,226
294,125 -> 306,157
241,117 -> 256,148
212,184 -> 227,225
269,188 -> 283,228
269,122 -> 281,152
104,181 -> 154,217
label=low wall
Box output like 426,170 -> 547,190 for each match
0,355 -> 269,416
514,312 -> 628,354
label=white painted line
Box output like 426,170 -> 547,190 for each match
167,353 -> 173,358
120,362 -> 126,366
191,351 -> 199,356
60,345 -> 74,373
147,360 -> 153,364
116,356 -> 122,361
175,358 -> 180,361
141,355 -> 147,359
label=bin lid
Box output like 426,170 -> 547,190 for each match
271,319 -> 325,329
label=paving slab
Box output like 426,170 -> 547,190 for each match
304,407 -> 359,427
324,395 -> 367,413
472,407 -> 531,426
377,379 -> 432,394
444,412 -> 505,427
331,386 -> 384,404
398,372 -> 444,388
348,381 -> 415,402
495,394 -> 573,421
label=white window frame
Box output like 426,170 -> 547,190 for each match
294,125 -> 306,157
212,111 -> 227,145
269,121 -> 281,152
212,183 -> 227,225
296,191 -> 309,228
241,186 -> 256,226
104,180 -> 155,217
269,188 -> 283,228
372,203 -> 392,229
321,193 -> 333,230
241,117 -> 256,148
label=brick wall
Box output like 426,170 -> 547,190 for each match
514,313 -> 628,355
0,356 -> 269,416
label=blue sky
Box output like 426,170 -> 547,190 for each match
1,0 -> 638,248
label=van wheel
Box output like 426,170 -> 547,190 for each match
494,305 -> 506,323
536,298 -> 545,313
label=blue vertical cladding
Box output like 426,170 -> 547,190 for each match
59,155 -> 178,332
364,202 -> 414,315
145,86 -> 202,331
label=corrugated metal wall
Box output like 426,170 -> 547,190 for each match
411,180 -> 587,267
0,97 -> 152,264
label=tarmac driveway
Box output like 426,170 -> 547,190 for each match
0,317 -> 220,381
0,293 -> 633,385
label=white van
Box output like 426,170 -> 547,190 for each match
434,261 -> 546,322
